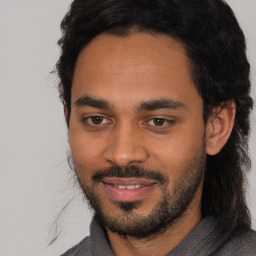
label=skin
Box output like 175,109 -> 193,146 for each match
68,32 -> 235,256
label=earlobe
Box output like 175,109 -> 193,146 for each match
205,100 -> 236,155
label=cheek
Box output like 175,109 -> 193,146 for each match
68,127 -> 105,176
149,123 -> 205,176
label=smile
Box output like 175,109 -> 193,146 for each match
101,177 -> 157,201
114,185 -> 142,189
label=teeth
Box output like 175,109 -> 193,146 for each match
126,185 -> 136,189
114,185 -> 142,189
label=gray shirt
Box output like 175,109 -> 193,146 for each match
61,216 -> 256,256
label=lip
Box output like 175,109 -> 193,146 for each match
102,177 -> 157,202
102,177 -> 156,186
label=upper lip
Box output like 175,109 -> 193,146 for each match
102,177 -> 157,186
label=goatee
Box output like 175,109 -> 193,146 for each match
75,149 -> 206,239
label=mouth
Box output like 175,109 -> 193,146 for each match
102,177 -> 157,202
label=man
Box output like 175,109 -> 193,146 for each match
57,0 -> 256,255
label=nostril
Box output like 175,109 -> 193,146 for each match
103,143 -> 150,167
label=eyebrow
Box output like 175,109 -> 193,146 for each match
74,95 -> 111,109
137,99 -> 186,111
74,95 -> 185,111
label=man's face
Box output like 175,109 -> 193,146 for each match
68,32 -> 206,238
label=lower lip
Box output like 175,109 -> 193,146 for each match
103,183 -> 156,202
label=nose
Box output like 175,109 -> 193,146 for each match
103,124 -> 150,167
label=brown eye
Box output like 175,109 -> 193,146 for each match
90,116 -> 104,125
153,118 -> 166,126
82,115 -> 112,131
146,117 -> 175,129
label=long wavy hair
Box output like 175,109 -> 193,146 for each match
56,0 -> 253,237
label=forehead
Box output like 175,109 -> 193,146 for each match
72,32 -> 200,108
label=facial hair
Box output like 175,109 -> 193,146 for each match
74,146 -> 206,239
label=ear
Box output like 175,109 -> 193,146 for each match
64,105 -> 69,127
205,100 -> 236,156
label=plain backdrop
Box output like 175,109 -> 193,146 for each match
0,1 -> 255,256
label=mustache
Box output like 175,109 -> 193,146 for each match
91,165 -> 167,185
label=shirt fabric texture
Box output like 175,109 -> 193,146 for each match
61,216 -> 256,256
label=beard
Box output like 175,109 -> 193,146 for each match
74,147 -> 206,239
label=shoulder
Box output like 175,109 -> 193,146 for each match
60,236 -> 92,256
216,228 -> 256,256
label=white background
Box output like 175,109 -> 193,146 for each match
0,1 -> 255,256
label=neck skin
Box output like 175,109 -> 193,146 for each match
106,185 -> 203,256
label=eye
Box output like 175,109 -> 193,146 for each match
147,118 -> 175,128
83,116 -> 111,126
152,118 -> 166,126
89,116 -> 104,125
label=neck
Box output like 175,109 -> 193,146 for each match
107,189 -> 202,256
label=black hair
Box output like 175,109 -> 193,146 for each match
56,0 -> 253,238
